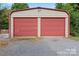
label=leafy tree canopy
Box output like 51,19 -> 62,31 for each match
11,3 -> 29,10
56,3 -> 79,36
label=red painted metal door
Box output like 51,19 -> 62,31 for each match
41,17 -> 65,36
14,17 -> 37,36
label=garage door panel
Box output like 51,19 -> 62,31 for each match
41,18 -> 65,36
42,32 -> 64,36
14,17 -> 37,36
15,31 -> 37,36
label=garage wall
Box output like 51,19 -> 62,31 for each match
10,8 -> 69,38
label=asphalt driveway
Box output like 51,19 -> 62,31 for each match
0,37 -> 79,56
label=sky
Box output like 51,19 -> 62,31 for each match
28,3 -> 55,8
5,3 -> 56,9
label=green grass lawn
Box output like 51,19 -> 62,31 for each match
70,36 -> 79,41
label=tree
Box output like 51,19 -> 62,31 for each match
0,19 -> 3,33
11,3 -> 29,10
0,3 -> 12,29
0,8 -> 3,33
1,8 -> 11,29
56,3 -> 63,9
56,3 -> 79,36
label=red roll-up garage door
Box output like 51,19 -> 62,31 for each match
41,17 -> 65,36
14,17 -> 37,36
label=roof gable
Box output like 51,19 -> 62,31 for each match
10,7 -> 69,17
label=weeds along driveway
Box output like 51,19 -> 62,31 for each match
0,37 -> 79,56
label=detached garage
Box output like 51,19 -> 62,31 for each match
9,7 -> 70,38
